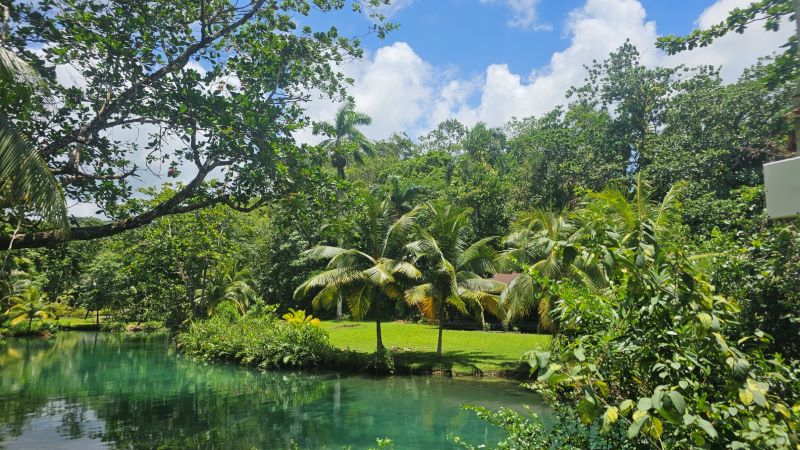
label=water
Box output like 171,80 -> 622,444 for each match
0,332 -> 548,449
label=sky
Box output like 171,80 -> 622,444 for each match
61,0 -> 793,216
295,0 -> 793,141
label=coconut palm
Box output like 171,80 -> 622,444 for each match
194,265 -> 259,317
384,175 -> 422,216
0,45 -> 68,232
405,203 -> 505,356
499,209 -> 589,331
316,102 -> 373,180
5,286 -> 54,330
500,174 -> 686,332
295,193 -> 421,351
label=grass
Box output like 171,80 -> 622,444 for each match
49,316 -> 98,327
320,320 -> 550,377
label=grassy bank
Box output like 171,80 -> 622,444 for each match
321,321 -> 549,376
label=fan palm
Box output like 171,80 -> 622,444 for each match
405,203 -> 505,356
316,102 -> 373,180
0,45 -> 67,232
295,193 -> 421,351
5,286 -> 54,330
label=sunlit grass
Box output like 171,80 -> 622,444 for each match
320,320 -> 549,376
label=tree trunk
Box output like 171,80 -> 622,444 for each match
336,294 -> 343,321
375,302 -> 384,352
96,309 -> 100,325
28,317 -> 33,331
436,319 -> 444,357
336,164 -> 346,180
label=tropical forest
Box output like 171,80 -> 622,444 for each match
0,0 -> 799,448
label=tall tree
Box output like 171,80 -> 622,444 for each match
0,0 -> 392,249
316,102 -> 374,180
295,192 -> 420,352
405,203 -> 505,356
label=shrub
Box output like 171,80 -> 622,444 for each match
176,314 -> 333,370
100,321 -> 126,332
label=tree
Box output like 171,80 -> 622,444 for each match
383,175 -> 422,216
5,285 -> 53,330
500,210 -> 585,331
0,40 -> 68,234
295,192 -> 421,352
405,203 -> 505,356
0,0 -> 393,249
656,0 -> 797,87
194,264 -> 259,317
316,102 -> 374,180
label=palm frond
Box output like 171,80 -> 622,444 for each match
0,116 -> 68,230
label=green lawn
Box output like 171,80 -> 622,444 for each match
49,316 -> 98,327
320,320 -> 549,376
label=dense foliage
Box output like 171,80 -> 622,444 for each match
2,1 -> 799,447
177,307 -> 333,370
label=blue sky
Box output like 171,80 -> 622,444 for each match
296,0 -> 792,141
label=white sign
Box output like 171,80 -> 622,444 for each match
764,156 -> 800,219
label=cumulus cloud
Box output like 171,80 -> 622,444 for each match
323,0 -> 792,137
297,42 -> 435,142
480,0 -> 552,31
663,0 -> 792,81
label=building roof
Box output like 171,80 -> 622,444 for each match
490,272 -> 520,284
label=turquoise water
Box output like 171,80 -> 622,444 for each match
0,332 -> 548,449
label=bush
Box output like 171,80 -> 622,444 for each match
176,313 -> 334,370
100,321 -> 126,332
0,320 -> 59,337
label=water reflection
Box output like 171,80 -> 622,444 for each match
0,332 -> 547,449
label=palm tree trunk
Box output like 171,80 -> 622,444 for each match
375,301 -> 384,351
335,164 -> 346,180
436,319 -> 444,357
336,294 -> 343,320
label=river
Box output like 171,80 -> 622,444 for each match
0,332 -> 549,449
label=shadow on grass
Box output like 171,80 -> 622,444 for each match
330,347 -> 528,379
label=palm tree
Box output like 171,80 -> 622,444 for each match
295,193 -> 421,352
194,265 -> 258,317
405,203 -> 505,356
500,174 -> 686,332
0,44 -> 68,233
316,102 -> 373,180
5,286 -> 54,331
384,175 -> 422,215
499,209 -> 589,331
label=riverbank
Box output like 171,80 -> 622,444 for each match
322,321 -> 549,377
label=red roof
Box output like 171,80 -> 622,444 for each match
490,273 -> 520,284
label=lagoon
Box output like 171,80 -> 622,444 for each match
0,332 -> 547,449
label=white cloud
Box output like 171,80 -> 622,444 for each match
663,0 -> 792,81
315,0 -> 790,137
452,0 -> 658,127
481,0 -> 552,31
297,42 -> 435,142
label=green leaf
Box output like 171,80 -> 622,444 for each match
668,391 -> 686,415
601,406 -> 619,433
637,397 -> 652,411
695,417 -> 717,439
619,399 -> 635,415
627,411 -> 650,438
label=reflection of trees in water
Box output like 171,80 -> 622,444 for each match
0,332 -> 536,448
0,332 -> 334,448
